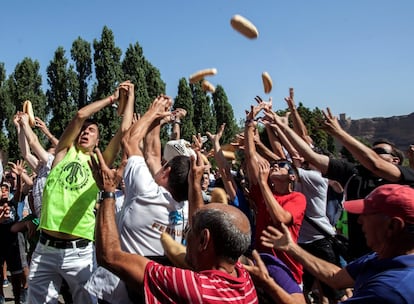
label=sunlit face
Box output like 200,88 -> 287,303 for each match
373,143 -> 398,164
76,123 -> 99,152
1,186 -> 10,200
268,160 -> 293,183
201,173 -> 210,191
358,213 -> 390,253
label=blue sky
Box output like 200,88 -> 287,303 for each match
1,0 -> 413,121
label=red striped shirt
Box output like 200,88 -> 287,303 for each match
144,261 -> 258,304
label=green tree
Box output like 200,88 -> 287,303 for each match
122,43 -> 149,114
0,63 -> 10,152
46,47 -> 78,139
173,78 -> 196,142
6,58 -> 46,160
192,82 -> 215,134
71,37 -> 92,108
212,85 -> 238,144
92,26 -> 123,148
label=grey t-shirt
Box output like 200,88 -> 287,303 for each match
295,168 -> 335,243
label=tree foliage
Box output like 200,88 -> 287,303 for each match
46,47 -> 78,139
0,25 -> 340,163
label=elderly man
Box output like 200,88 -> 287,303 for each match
89,95 -> 258,303
261,184 -> 414,303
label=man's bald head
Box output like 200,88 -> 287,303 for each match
192,203 -> 251,263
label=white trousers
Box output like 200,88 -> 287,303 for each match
28,241 -> 96,304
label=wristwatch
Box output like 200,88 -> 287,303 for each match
97,191 -> 116,202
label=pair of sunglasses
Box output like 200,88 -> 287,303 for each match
373,147 -> 396,157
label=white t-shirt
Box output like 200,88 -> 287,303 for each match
86,155 -> 188,302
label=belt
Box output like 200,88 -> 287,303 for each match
39,233 -> 90,249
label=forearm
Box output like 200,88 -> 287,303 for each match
144,122 -> 162,176
170,121 -> 181,140
270,124 -> 300,159
188,182 -> 204,227
266,280 -> 305,304
40,127 -> 59,147
290,108 -> 312,145
96,197 -> 148,285
244,124 -> 260,181
264,124 -> 285,158
286,242 -> 346,289
123,111 -> 157,157
57,96 -> 113,152
333,129 -> 401,181
276,122 -> 329,173
258,182 -> 292,225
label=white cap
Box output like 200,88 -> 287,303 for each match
163,139 -> 196,162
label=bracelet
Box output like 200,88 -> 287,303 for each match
108,96 -> 114,103
173,120 -> 182,125
97,191 -> 116,202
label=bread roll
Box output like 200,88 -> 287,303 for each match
189,68 -> 217,84
23,100 -> 36,127
262,72 -> 273,94
230,14 -> 259,39
201,80 -> 216,93
160,232 -> 190,269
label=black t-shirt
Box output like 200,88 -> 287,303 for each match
325,159 -> 414,259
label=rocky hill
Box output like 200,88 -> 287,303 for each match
338,112 -> 414,152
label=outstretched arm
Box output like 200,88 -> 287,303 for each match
35,117 -> 59,147
284,88 -> 313,146
265,111 -> 329,174
207,123 -> 237,201
20,113 -> 50,165
102,81 -> 135,166
244,250 -> 306,304
14,112 -> 39,171
54,87 -> 121,166
91,148 -> 149,287
322,108 -> 401,182
261,223 -> 354,290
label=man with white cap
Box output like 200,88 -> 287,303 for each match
260,184 -> 414,303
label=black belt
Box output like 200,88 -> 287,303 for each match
39,233 -> 90,249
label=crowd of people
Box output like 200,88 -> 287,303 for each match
0,83 -> 414,304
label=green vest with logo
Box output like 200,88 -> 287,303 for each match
40,146 -> 98,240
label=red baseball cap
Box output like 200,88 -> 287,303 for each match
344,184 -> 414,224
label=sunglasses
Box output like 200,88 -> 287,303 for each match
269,160 -> 294,173
373,147 -> 396,157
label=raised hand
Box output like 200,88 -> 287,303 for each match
206,123 -> 225,146
89,148 -> 125,192
243,250 -> 272,288
321,107 -> 343,136
258,158 -> 270,184
261,223 -> 293,252
8,160 -> 26,176
0,204 -> 11,223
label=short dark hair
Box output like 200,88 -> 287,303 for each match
82,119 -> 100,137
167,155 -> 190,202
373,139 -> 404,164
192,207 -> 251,263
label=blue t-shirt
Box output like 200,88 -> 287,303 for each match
345,252 -> 414,303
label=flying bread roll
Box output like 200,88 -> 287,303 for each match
160,232 -> 190,269
201,80 -> 216,93
262,72 -> 273,94
23,100 -> 36,127
189,68 -> 217,84
230,14 -> 259,39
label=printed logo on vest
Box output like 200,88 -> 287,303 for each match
58,161 -> 89,191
